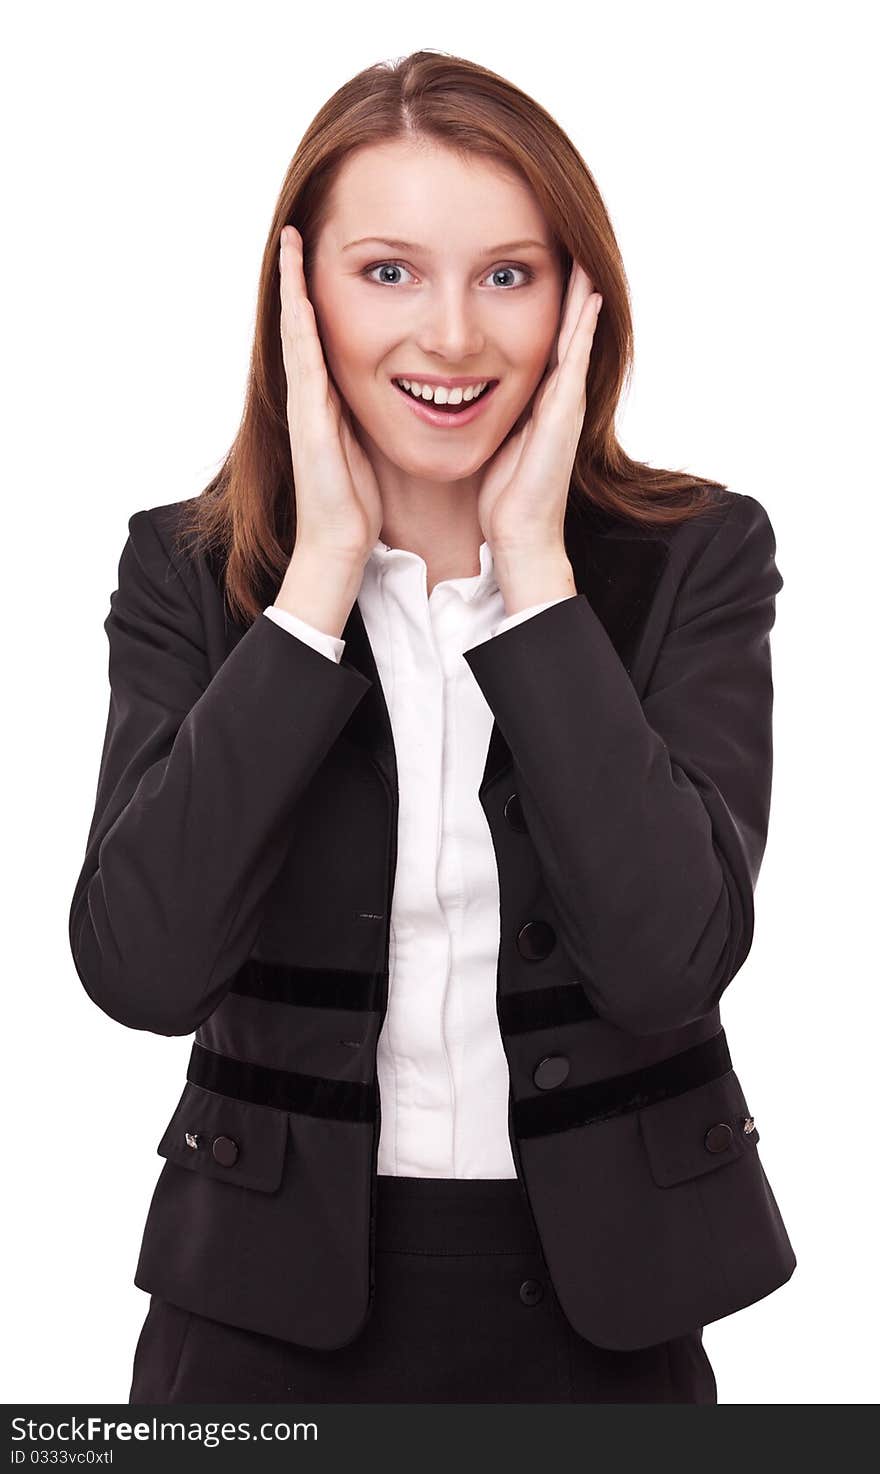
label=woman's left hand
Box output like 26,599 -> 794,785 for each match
477,262 -> 602,554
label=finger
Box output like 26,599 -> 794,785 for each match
575,295 -> 602,373
279,227 -> 329,425
557,281 -> 589,363
563,260 -> 591,304
562,292 -> 603,406
278,227 -> 303,415
554,263 -> 592,366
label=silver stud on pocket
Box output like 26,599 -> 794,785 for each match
742,1116 -> 756,1134
185,1131 -> 201,1149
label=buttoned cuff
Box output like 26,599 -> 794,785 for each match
263,605 -> 345,663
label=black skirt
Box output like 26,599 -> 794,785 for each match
129,1173 -> 717,1404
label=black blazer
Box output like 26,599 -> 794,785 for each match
69,484 -> 797,1352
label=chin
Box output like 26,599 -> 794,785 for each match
399,453 -> 486,481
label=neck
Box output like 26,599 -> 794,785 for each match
374,467 -> 486,589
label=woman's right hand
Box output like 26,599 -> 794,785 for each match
279,225 -> 384,563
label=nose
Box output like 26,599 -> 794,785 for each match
414,285 -> 487,362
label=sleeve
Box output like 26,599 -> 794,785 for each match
491,594 -> 577,638
263,604 -> 346,663
68,510 -> 373,1037
462,494 -> 783,1036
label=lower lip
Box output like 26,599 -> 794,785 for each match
391,380 -> 500,428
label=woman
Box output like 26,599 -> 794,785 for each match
69,50 -> 796,1404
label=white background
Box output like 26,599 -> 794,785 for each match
4,0 -> 876,1406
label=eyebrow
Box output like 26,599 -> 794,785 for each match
341,236 -> 552,255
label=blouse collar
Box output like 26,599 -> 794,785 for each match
365,537 -> 499,604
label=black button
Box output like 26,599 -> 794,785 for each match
533,1055 -> 570,1090
503,793 -> 527,832
516,920 -> 556,961
519,1278 -> 544,1306
704,1123 -> 733,1154
211,1134 -> 239,1167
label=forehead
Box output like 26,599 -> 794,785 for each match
320,140 -> 552,252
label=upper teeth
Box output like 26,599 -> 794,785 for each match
394,379 -> 491,404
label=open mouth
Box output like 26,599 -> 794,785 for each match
391,378 -> 500,415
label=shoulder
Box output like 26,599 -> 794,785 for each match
695,485 -> 777,538
666,485 -> 776,547
128,496 -> 200,556
685,487 -> 780,568
574,483 -> 779,583
665,488 -> 784,625
119,497 -> 211,614
580,484 -> 774,549
655,486 -> 781,588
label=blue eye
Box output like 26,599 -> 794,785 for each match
362,261 -> 535,289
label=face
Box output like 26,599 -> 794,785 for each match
307,139 -> 566,482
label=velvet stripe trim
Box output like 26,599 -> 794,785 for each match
498,982 -> 599,1032
229,957 -> 384,1012
513,1030 -> 732,1139
187,1042 -> 376,1123
185,1031 -> 730,1134
231,962 -> 599,1032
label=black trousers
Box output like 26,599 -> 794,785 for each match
129,1174 -> 717,1404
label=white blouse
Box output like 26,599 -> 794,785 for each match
264,538 -> 574,1178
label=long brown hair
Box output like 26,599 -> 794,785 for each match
175,49 -> 727,628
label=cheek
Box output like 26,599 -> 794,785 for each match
320,299 -> 390,379
504,300 -> 560,370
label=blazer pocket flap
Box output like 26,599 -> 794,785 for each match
638,1068 -> 761,1188
157,1080 -> 288,1192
